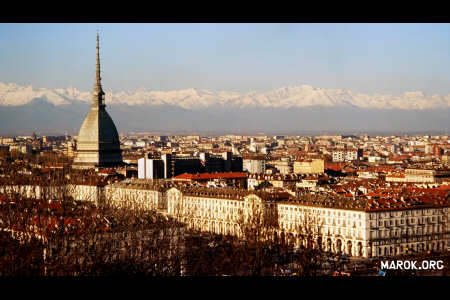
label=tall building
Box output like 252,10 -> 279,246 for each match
73,33 -> 123,169
243,158 -> 266,174
138,154 -> 165,179
199,151 -> 242,173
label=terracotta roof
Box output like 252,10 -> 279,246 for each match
178,186 -> 292,202
48,201 -> 62,210
358,166 -> 396,173
324,162 -> 346,171
386,173 -> 405,178
98,169 -> 117,175
173,172 -> 247,180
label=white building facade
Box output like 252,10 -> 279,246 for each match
243,159 -> 266,174
162,187 -> 449,258
332,149 -> 361,162
8,179 -> 447,259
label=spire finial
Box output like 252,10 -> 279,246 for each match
95,31 -> 101,89
92,31 -> 105,108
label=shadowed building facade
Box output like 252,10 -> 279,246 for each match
73,34 -> 123,169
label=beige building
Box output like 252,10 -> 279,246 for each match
277,197 -> 449,258
104,179 -> 169,211
165,187 -> 291,240
7,178 -> 448,259
270,160 -> 293,175
404,169 -> 436,183
161,186 -> 449,258
0,184 -> 101,203
293,158 -> 324,174
386,168 -> 450,183
247,173 -> 307,191
67,141 -> 76,158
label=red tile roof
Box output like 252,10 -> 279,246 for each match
48,201 -> 62,210
98,169 -> 117,175
173,172 -> 247,180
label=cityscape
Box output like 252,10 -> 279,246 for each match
0,23 -> 449,277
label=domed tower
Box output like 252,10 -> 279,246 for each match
72,33 -> 123,169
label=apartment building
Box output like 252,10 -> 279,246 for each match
161,186 -> 449,258
293,158 -> 324,174
243,158 -> 266,174
4,178 -> 449,259
332,149 -> 362,162
277,196 -> 449,258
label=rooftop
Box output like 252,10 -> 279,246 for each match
173,172 -> 247,181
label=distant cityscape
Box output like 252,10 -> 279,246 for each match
2,130 -> 450,262
1,31 -> 449,277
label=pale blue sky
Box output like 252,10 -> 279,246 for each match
1,23 -> 450,95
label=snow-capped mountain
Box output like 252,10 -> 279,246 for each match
1,82 -> 449,135
1,82 -> 450,110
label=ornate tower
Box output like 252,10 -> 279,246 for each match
72,33 -> 123,169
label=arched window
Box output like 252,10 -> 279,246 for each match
336,239 -> 342,254
327,238 -> 332,252
357,242 -> 363,257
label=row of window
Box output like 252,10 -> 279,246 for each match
371,225 -> 442,239
279,206 -> 364,219
371,209 -> 440,219
373,216 -> 442,228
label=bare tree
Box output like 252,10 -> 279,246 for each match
0,170 -> 187,276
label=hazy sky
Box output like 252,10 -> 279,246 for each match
2,23 -> 450,95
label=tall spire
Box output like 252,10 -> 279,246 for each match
95,31 -> 103,93
92,31 -> 105,108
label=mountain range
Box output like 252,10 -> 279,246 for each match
0,82 -> 449,135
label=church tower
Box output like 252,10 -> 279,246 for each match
72,33 -> 123,169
